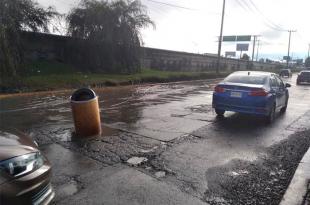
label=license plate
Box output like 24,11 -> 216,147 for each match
230,91 -> 242,98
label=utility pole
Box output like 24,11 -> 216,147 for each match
308,43 -> 310,58
251,35 -> 260,62
216,0 -> 226,74
256,40 -> 260,61
286,30 -> 297,69
251,36 -> 257,62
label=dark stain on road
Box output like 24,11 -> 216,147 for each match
204,129 -> 310,205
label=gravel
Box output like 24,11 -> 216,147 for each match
204,129 -> 310,205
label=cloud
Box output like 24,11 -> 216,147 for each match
36,0 -> 309,58
260,29 -> 283,40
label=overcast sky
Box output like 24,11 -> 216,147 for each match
37,0 -> 310,60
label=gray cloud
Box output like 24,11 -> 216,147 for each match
260,29 -> 283,40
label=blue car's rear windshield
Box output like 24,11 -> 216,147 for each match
224,75 -> 268,85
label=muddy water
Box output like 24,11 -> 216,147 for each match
0,80 -> 217,139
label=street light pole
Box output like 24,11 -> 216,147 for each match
251,35 -> 257,62
286,30 -> 296,69
256,40 -> 260,61
216,0 -> 226,74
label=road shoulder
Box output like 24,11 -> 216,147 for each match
281,146 -> 310,205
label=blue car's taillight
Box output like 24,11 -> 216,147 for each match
214,85 -> 225,93
249,88 -> 268,96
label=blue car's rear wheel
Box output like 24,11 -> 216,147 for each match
266,104 -> 276,124
215,109 -> 225,116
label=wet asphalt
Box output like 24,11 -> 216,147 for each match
0,74 -> 310,205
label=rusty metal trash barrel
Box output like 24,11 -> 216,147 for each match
70,88 -> 101,137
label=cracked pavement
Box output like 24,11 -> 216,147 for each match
0,75 -> 309,204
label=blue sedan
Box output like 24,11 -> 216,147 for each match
212,71 -> 291,123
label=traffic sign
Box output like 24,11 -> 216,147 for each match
223,36 -> 237,42
236,35 -> 252,41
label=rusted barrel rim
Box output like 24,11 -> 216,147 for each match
70,96 -> 98,104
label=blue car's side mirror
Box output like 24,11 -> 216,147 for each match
285,83 -> 291,88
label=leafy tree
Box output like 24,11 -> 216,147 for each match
259,58 -> 265,63
66,0 -> 154,73
0,0 -> 57,78
241,53 -> 250,61
305,57 -> 310,67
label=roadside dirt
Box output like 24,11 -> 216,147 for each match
204,129 -> 310,205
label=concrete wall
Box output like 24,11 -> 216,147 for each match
21,32 -> 283,72
141,47 -> 281,72
22,32 -> 68,62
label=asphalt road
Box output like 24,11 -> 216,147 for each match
0,74 -> 309,205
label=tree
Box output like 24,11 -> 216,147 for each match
0,0 -> 57,78
305,57 -> 310,67
66,0 -> 154,73
241,53 -> 250,61
259,58 -> 265,63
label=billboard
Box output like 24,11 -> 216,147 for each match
236,44 -> 249,51
225,51 -> 236,57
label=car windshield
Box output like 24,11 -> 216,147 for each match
224,74 -> 268,85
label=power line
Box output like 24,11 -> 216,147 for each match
146,0 -> 197,11
247,0 -> 285,31
146,3 -> 170,16
234,0 -> 286,32
239,0 -> 285,31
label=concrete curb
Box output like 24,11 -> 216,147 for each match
280,147 -> 310,205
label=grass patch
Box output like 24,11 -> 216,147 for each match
1,61 -> 230,93
21,69 -> 226,88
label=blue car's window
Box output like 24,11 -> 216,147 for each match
270,77 -> 278,88
275,76 -> 284,88
224,75 -> 268,85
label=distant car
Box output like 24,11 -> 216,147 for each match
279,69 -> 292,78
0,131 -> 54,205
212,71 -> 291,123
296,70 -> 310,85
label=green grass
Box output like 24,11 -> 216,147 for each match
1,61 -> 229,93
23,61 -> 76,75
22,69 -> 226,89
